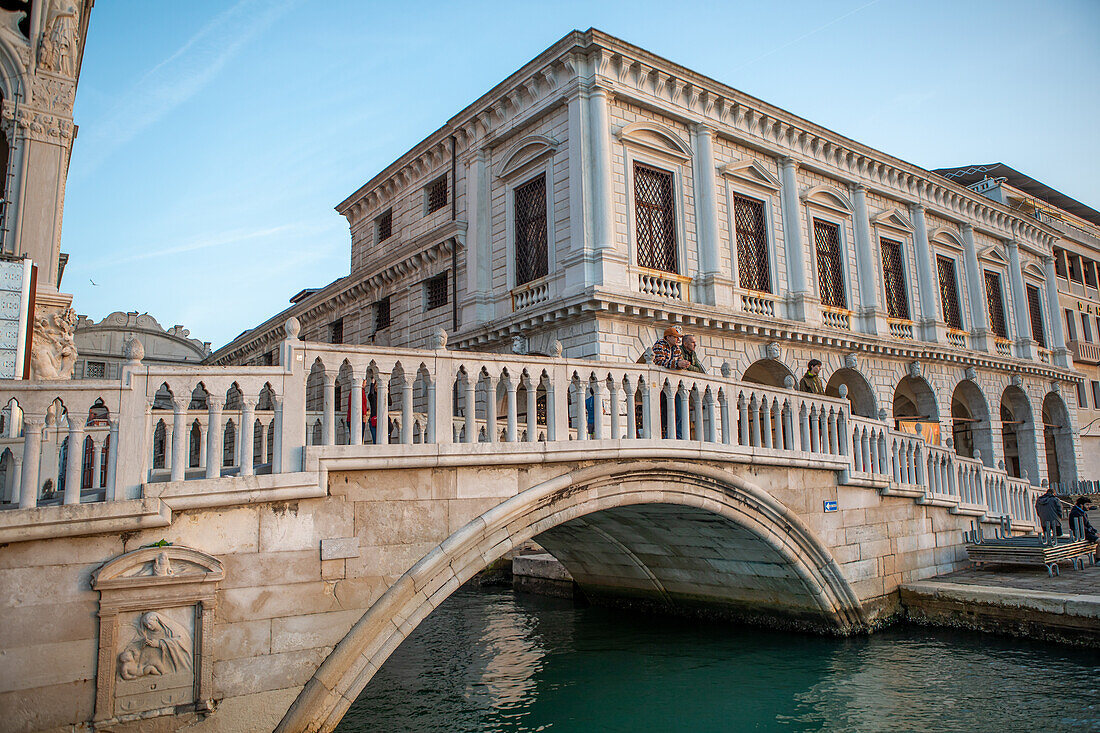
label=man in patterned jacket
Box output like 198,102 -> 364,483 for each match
652,325 -> 690,371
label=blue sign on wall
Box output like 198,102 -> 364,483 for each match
823,500 -> 838,513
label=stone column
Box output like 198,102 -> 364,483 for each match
90,439 -> 102,489
562,86 -> 591,298
206,397 -> 224,479
1044,255 -> 1070,367
170,398 -> 187,482
587,83 -> 626,294
197,418 -> 207,470
908,204 -> 943,343
64,415 -> 84,504
272,400 -> 284,473
961,224 -> 991,351
1006,239 -> 1035,359
239,399 -> 256,476
163,421 -> 174,471
348,376 -> 364,446
375,374 -> 390,446
322,372 -> 337,446
779,157 -> 810,320
7,454 -> 21,505
461,148 -> 493,324
692,124 -> 731,307
849,184 -> 885,335
105,420 -> 119,500
19,415 -> 44,509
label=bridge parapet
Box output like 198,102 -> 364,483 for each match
0,320 -> 1040,542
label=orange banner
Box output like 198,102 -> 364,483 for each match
898,420 -> 941,446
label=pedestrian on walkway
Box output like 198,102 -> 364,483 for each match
1035,487 -> 1063,536
799,359 -> 825,394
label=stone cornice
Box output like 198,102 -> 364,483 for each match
208,223 -> 465,365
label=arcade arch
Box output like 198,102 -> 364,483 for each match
950,381 -> 993,465
1041,392 -> 1076,487
1000,386 -> 1038,483
825,368 -> 877,418
741,358 -> 795,389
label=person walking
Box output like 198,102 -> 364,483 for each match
799,359 -> 825,394
1035,487 -> 1063,536
681,335 -> 706,374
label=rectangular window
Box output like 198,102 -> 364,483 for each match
1086,259 -> 1098,288
633,163 -> 677,273
425,272 -> 449,311
937,255 -> 964,331
880,237 -> 909,320
426,176 -> 448,214
1093,381 -> 1100,406
1082,313 -> 1093,343
374,297 -> 391,331
1054,248 -> 1067,279
85,361 -> 105,379
985,271 -> 1008,339
330,318 -> 343,345
813,219 -> 846,308
514,174 -> 548,286
1065,308 -> 1077,342
1068,253 -> 1083,283
1026,283 -> 1046,348
1079,382 -> 1090,408
376,209 -> 392,242
734,194 -> 771,293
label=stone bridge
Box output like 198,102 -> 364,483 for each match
0,322 -> 1040,732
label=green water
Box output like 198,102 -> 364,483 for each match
336,586 -> 1099,732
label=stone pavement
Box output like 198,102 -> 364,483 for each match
928,558 -> 1100,594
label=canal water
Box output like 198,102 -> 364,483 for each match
336,586 -> 1099,732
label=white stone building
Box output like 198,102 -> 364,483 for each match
73,311 -> 211,379
936,163 -> 1100,484
210,29 -> 1082,488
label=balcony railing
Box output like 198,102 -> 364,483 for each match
637,269 -> 689,300
887,319 -> 914,340
946,329 -> 968,349
740,291 -> 777,318
821,307 -> 851,331
1069,339 -> 1100,365
511,278 -> 550,311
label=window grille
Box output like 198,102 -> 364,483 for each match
734,195 -> 771,293
813,219 -> 845,308
85,361 -> 105,379
937,255 -> 963,331
374,297 -> 391,330
376,209 -> 392,242
633,163 -> 677,273
1026,284 -> 1046,348
426,176 -> 448,214
425,273 -> 448,311
514,174 -> 548,286
330,318 -> 343,345
879,238 -> 909,319
984,271 -> 1008,339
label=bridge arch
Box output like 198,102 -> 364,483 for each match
277,462 -> 865,732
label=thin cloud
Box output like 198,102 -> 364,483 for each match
78,224 -> 300,270
75,0 -> 296,176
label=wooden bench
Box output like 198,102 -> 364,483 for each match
966,536 -> 1097,576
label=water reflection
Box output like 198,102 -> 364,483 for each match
338,586 -> 1100,732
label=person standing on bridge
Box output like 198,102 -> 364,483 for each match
652,325 -> 690,371
681,334 -> 705,374
1035,488 -> 1063,536
799,359 -> 825,394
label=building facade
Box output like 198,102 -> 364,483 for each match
211,29 -> 1083,488
73,311 -> 211,379
936,163 -> 1100,484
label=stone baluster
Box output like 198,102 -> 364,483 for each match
878,432 -> 887,475
643,376 -> 660,440
798,401 -> 809,451
853,430 -> 863,472
772,399 -> 783,449
692,387 -> 704,442
400,374 -> 414,445
505,376 -> 518,443
704,389 -> 717,444
748,394 -> 760,447
463,371 -> 477,444
64,414 -> 84,505
608,377 -> 620,440
625,377 -> 637,440
739,393 -> 750,446
760,397 -> 773,449
322,372 -> 337,446
861,428 -> 871,473
659,383 -> 673,441
808,406 -> 820,453
170,398 -> 187,481
196,416 -> 207,469
375,373 -> 390,446
239,399 -> 257,476
484,374 -> 498,443
105,420 -> 119,500
592,378 -> 607,440
827,409 -> 839,455
575,379 -> 588,441
349,375 -> 364,446
162,420 -> 174,471
206,396 -> 224,479
723,393 -> 734,447
525,375 -> 538,442
7,454 -> 22,505
19,415 -> 44,508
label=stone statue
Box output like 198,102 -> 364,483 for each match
38,1 -> 80,77
511,334 -> 528,355
844,353 -> 858,370
30,306 -> 77,380
117,612 -> 192,680
908,361 -> 921,379
765,342 -> 780,360
965,366 -> 977,382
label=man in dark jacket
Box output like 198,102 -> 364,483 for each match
681,335 -> 706,374
1035,488 -> 1063,535
799,359 -> 825,394
1069,497 -> 1098,543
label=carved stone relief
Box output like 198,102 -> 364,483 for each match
29,305 -> 77,379
37,0 -> 80,77
93,546 -> 223,726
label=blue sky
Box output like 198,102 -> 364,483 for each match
62,0 -> 1100,348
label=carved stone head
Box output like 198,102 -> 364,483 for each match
908,361 -> 921,379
